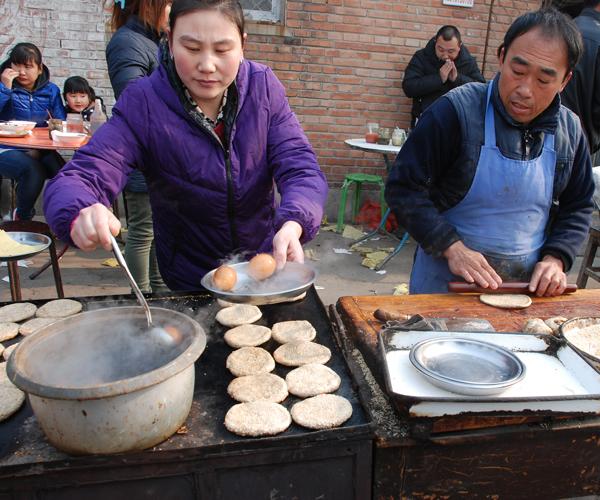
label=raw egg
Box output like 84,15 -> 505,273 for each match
247,253 -> 277,281
213,265 -> 237,291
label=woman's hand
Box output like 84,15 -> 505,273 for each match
1,68 -> 18,89
272,221 -> 304,270
70,203 -> 121,252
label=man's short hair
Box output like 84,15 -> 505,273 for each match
497,8 -> 583,73
436,25 -> 462,44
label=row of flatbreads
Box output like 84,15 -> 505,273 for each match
0,299 -> 83,423
216,303 -> 352,437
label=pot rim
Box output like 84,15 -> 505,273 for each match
7,306 -> 206,400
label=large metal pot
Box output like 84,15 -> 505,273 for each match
7,306 -> 206,455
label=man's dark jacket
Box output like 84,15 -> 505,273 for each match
402,37 -> 485,125
561,7 -> 600,154
386,77 -> 594,273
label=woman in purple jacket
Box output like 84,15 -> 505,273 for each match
44,0 -> 328,291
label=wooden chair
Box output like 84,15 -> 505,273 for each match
0,220 -> 64,301
577,227 -> 600,288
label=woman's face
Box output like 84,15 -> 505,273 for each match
11,60 -> 42,90
169,9 -> 245,111
66,92 -> 91,112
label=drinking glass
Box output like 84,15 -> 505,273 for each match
66,113 -> 84,134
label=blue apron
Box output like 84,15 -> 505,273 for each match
410,82 -> 556,294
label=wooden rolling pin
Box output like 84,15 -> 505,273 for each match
448,281 -> 578,295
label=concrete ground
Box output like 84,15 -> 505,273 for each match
0,218 -> 597,306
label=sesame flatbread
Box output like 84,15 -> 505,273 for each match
0,362 -> 25,422
479,294 -> 532,309
224,324 -> 271,348
273,341 -> 331,367
0,302 -> 36,323
286,363 -> 341,398
523,318 -> 553,335
225,401 -> 291,437
271,320 -> 316,344
226,346 -> 275,377
290,394 -> 352,430
2,343 -> 17,361
19,317 -> 57,336
227,373 -> 288,403
0,322 -> 19,342
36,299 -> 82,318
216,304 -> 262,327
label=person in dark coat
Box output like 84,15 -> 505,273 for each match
561,0 -> 600,165
386,9 -> 593,297
43,0 -> 328,291
0,42 -> 66,220
105,0 -> 172,293
402,25 -> 485,127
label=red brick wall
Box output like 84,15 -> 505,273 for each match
244,0 -> 541,185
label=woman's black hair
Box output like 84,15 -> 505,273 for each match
63,76 -> 96,102
7,42 -> 43,67
169,0 -> 245,40
497,8 -> 583,75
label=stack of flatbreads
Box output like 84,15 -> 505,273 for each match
0,299 -> 83,363
217,301 -> 352,436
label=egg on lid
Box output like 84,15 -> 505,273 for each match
213,265 -> 237,291
247,253 -> 277,281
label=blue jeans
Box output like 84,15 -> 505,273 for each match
0,149 -> 63,219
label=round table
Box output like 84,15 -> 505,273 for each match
0,127 -> 89,150
343,138 -> 408,270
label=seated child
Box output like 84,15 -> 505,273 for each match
63,76 -> 105,121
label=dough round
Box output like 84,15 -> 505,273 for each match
225,401 -> 291,437
36,299 -> 82,318
0,362 -> 25,422
479,294 -> 532,309
286,363 -> 341,398
227,373 -> 288,403
544,316 -> 568,334
216,304 -> 262,327
2,343 -> 17,361
273,341 -> 331,367
226,346 -> 275,377
0,302 -> 36,323
272,320 -> 316,344
290,394 -> 352,430
224,324 -> 271,348
217,298 -> 236,308
19,317 -> 57,336
523,318 -> 553,335
0,322 -> 19,342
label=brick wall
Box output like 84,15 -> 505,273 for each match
1,0 -> 540,186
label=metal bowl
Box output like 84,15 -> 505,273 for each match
409,337 -> 526,396
0,231 -> 51,261
201,261 -> 316,305
560,317 -> 600,368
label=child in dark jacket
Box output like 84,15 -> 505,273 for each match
63,76 -> 106,122
0,42 -> 65,220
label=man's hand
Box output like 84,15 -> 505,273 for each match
272,221 -> 304,270
443,241 -> 502,289
528,255 -> 566,297
439,60 -> 453,83
70,203 -> 121,252
1,68 -> 18,89
448,61 -> 458,82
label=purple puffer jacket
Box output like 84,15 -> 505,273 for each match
44,60 -> 328,290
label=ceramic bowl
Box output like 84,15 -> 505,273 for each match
0,120 -> 36,133
51,130 -> 88,148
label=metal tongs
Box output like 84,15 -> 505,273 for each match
110,235 -> 153,328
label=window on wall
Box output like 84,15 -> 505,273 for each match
241,0 -> 282,22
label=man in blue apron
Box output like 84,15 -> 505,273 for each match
386,8 -> 595,296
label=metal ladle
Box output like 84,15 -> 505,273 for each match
110,236 -> 177,345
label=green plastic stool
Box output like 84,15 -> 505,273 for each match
336,173 -> 386,232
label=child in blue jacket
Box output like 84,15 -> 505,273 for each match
0,42 -> 66,219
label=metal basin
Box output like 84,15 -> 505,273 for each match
7,307 -> 206,455
409,337 -> 526,396
560,317 -> 600,369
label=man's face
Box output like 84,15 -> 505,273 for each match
498,27 -> 572,124
435,36 -> 461,61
